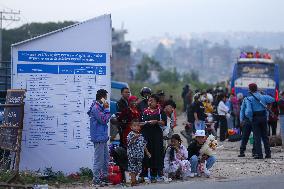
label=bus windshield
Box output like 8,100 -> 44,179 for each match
236,63 -> 274,78
234,63 -> 276,89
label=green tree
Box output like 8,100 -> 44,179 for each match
2,21 -> 76,61
182,71 -> 200,83
135,55 -> 162,82
153,43 -> 171,66
135,62 -> 150,81
159,68 -> 180,83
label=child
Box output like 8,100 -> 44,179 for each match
127,120 -> 151,186
164,134 -> 191,180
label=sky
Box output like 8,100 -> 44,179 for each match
0,0 -> 284,41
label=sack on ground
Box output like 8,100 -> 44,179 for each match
269,135 -> 282,147
228,133 -> 242,142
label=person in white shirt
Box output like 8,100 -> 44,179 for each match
217,93 -> 229,141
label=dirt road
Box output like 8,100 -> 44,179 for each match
175,113 -> 284,180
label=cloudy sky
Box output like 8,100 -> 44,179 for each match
1,0 -> 283,41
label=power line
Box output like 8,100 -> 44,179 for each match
0,9 -> 20,61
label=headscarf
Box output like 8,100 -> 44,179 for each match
128,95 -> 138,103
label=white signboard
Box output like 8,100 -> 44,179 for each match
11,15 -> 111,173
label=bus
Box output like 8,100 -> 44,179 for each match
231,52 -> 279,100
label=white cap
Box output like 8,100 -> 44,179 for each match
195,130 -> 206,137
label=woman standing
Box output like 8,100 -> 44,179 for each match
117,96 -> 140,148
141,94 -> 167,182
268,101 -> 279,136
217,93 -> 229,141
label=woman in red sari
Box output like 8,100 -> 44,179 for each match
117,96 -> 140,148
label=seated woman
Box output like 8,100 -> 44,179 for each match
164,134 -> 191,179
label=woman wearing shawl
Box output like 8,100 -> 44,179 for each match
117,96 -> 140,148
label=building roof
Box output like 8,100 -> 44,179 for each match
12,14 -> 111,47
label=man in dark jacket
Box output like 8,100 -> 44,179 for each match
182,85 -> 190,112
192,93 -> 206,131
187,130 -> 216,178
117,87 -> 130,113
116,87 -> 130,146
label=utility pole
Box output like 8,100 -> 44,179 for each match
0,9 -> 20,62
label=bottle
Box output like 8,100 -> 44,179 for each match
249,133 -> 254,145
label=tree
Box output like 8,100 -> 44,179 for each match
2,21 -> 76,61
182,71 -> 200,83
153,43 -> 171,66
158,68 -> 180,84
135,62 -> 150,82
135,55 -> 162,82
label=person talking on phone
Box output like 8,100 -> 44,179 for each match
87,89 -> 111,187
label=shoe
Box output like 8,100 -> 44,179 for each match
238,153 -> 245,157
131,181 -> 138,187
196,171 -> 202,177
163,177 -> 172,182
265,154 -> 271,159
101,177 -> 109,186
254,156 -> 263,159
252,153 -> 258,157
189,173 -> 195,178
156,176 -> 164,182
151,177 -> 157,183
137,177 -> 145,183
144,177 -> 151,184
204,170 -> 210,178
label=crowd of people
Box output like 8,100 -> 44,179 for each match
183,83 -> 284,156
88,86 -> 216,187
88,83 -> 284,187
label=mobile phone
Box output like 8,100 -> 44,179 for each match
101,98 -> 106,104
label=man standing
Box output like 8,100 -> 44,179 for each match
137,87 -> 152,113
116,87 -> 130,146
192,93 -> 206,131
245,83 -> 275,159
181,85 -> 190,112
88,89 -> 111,186
278,91 -> 284,148
238,94 -> 256,157
117,87 -> 130,113
157,90 -> 166,110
